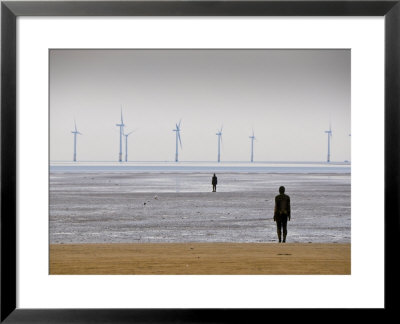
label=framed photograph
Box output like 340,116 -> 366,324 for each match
1,0 -> 398,322
48,47 -> 352,275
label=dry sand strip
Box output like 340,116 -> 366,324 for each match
50,243 -> 350,275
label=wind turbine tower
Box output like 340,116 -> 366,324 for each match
216,126 -> 223,163
325,124 -> 333,162
124,131 -> 134,162
116,109 -> 125,162
173,120 -> 182,162
249,130 -> 256,163
71,119 -> 82,162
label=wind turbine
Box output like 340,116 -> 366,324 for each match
116,108 -> 125,162
249,129 -> 256,163
123,130 -> 134,162
71,119 -> 82,162
348,133 -> 351,162
325,123 -> 333,162
216,126 -> 223,163
173,120 -> 182,162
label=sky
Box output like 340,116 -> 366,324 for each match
49,49 -> 350,162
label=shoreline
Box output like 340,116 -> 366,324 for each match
49,161 -> 351,174
50,243 -> 351,275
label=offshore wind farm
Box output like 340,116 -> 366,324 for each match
68,110 -> 345,164
50,49 -> 350,274
52,49 -> 350,164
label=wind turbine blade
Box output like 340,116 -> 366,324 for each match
74,119 -> 77,132
178,131 -> 182,148
121,107 -> 124,124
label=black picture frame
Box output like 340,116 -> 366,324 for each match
1,0 -> 398,322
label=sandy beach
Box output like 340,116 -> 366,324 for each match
50,243 -> 350,275
50,167 -> 351,275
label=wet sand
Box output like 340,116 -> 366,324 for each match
50,243 -> 350,275
50,172 -> 351,244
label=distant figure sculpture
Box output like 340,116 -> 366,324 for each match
274,186 -> 291,243
212,173 -> 218,192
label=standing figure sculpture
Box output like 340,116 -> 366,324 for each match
274,186 -> 291,243
212,173 -> 218,192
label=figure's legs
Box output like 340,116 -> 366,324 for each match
277,220 -> 282,243
282,219 -> 288,243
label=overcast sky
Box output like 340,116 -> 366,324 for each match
50,49 -> 350,162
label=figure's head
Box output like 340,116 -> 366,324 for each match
279,186 -> 285,194
213,173 -> 216,176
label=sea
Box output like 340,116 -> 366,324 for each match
50,161 -> 350,174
